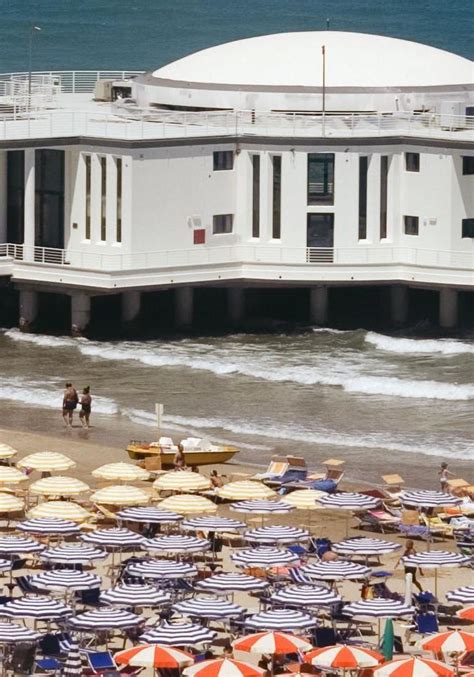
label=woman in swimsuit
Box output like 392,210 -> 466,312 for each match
79,386 -> 92,429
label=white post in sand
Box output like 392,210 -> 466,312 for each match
155,403 -> 164,437
404,572 -> 413,606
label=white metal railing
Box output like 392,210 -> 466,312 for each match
0,70 -> 143,96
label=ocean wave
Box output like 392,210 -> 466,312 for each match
4,329 -> 76,349
311,327 -> 351,334
365,332 -> 474,355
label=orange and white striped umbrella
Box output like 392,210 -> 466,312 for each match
305,644 -> 384,668
184,658 -> 265,677
233,631 -> 312,655
373,657 -> 454,677
421,631 -> 474,653
115,644 -> 193,669
457,606 -> 474,621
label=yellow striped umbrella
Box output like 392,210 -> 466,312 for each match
154,471 -> 211,493
30,476 -> 90,497
0,467 -> 28,485
90,485 -> 150,506
159,494 -> 217,514
0,444 -> 18,460
18,452 -> 76,473
92,463 -> 150,482
284,489 -> 327,532
217,480 -> 276,501
28,500 -> 92,523
0,493 -> 24,513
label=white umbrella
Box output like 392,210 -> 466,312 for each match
343,598 -> 415,618
270,584 -> 342,607
81,527 -> 144,548
245,608 -> 317,631
181,516 -> 246,532
318,493 -> 381,536
92,462 -> 150,482
195,572 -> 269,594
0,594 -> 73,620
17,517 -> 81,535
0,444 -> 18,460
117,506 -> 183,524
231,546 -> 300,568
173,596 -> 245,619
29,476 -> 90,497
400,491 -> 463,508
28,500 -> 92,523
127,559 -> 198,580
0,466 -> 28,484
153,471 -> 211,493
402,550 -> 471,596
0,621 -> 41,643
332,537 -> 402,563
69,608 -> 143,630
18,451 -> 76,473
30,569 -> 101,594
40,543 -> 107,564
446,585 -> 474,604
100,583 -> 171,608
0,493 -> 24,513
90,485 -> 150,506
217,480 -> 276,501
301,560 -> 371,581
140,621 -> 216,647
144,535 -> 210,554
244,525 -> 309,544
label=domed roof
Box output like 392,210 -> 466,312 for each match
152,31 -> 473,89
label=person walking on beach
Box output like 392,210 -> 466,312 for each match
62,382 -> 78,428
396,539 -> 423,593
438,462 -> 454,492
79,386 -> 92,430
173,443 -> 186,470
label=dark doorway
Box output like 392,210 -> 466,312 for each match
35,150 -> 65,250
6,151 -> 25,244
307,213 -> 334,247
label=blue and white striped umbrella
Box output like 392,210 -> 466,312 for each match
17,518 -> 81,535
100,583 -> 171,607
82,528 -> 145,548
117,506 -> 183,524
402,550 -> 471,568
173,596 -> 245,619
231,546 -> 300,568
181,516 -> 246,532
144,535 -> 210,554
69,608 -> 144,630
140,621 -> 217,647
0,535 -> 44,554
30,569 -> 101,591
40,543 -> 107,564
446,586 -> 474,604
400,490 -> 463,508
245,608 -> 317,631
270,584 -> 342,607
230,499 -> 295,515
332,537 -> 402,556
301,560 -> 372,580
0,559 -> 12,572
127,559 -> 198,579
244,525 -> 310,544
343,598 -> 415,618
0,621 -> 41,643
318,493 -> 381,511
63,638 -> 82,677
195,572 -> 270,593
0,594 -> 73,620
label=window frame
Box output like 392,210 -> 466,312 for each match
461,218 -> 474,238
251,154 -> 260,238
100,156 -> 107,242
380,155 -> 388,239
405,152 -> 420,172
212,213 -> 234,234
307,153 -> 335,205
84,154 -> 91,241
358,156 -> 368,240
462,156 -> 474,175
213,150 -> 234,171
404,215 -> 419,236
272,155 -> 282,240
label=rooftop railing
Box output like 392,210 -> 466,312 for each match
0,70 -> 143,95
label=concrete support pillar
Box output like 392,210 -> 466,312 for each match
390,285 -> 409,326
71,293 -> 91,336
439,288 -> 458,329
23,149 -> 35,262
309,286 -> 328,326
19,290 -> 38,332
121,291 -> 141,325
228,288 -> 245,326
175,287 -> 193,329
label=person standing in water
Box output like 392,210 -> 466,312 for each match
438,462 -> 454,493
79,386 -> 92,430
62,383 -> 78,428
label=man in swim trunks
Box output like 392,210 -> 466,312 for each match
62,382 -> 78,428
79,386 -> 92,430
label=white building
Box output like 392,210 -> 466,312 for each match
0,31 -> 472,333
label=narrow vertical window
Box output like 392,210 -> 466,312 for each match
116,157 -> 122,243
100,156 -> 107,241
380,155 -> 388,239
307,153 -> 334,205
252,155 -> 260,238
272,156 -> 281,239
85,155 -> 91,240
358,156 -> 368,240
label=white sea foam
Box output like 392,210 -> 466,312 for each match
365,332 -> 474,355
311,327 -> 350,334
4,329 -> 75,349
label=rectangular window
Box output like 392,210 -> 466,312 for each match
405,152 -> 420,172
462,218 -> 474,238
272,155 -> 281,239
100,156 -> 107,241
404,215 -> 419,235
213,151 -> 234,171
462,156 -> 474,175
358,156 -> 368,240
85,155 -> 91,240
35,149 -> 65,250
213,214 -> 233,234
307,213 -> 334,248
380,155 -> 388,239
252,154 -> 260,238
307,153 -> 334,205
116,157 -> 122,243
6,150 -> 25,244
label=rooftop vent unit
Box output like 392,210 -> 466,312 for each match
94,79 -> 132,102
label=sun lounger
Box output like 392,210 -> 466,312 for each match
253,456 -> 289,481
355,509 -> 401,533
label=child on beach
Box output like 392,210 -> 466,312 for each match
396,539 -> 423,592
438,462 -> 454,493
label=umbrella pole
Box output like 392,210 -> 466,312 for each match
434,569 -> 438,598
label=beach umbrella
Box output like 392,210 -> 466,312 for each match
381,618 -> 394,661
301,560 -> 371,581
90,484 -> 150,506
159,494 -> 217,514
373,657 -> 454,677
332,537 -> 402,561
29,476 -> 90,497
446,586 -> 474,604
184,658 -> 265,677
230,499 -> 294,515
117,506 -> 183,524
92,462 -> 150,482
0,443 -> 18,460
69,607 -> 143,630
0,534 -> 44,555
0,559 -> 12,573
399,491 -> 463,508
181,516 -> 246,532
402,551 -> 471,596
231,546 -> 300,568
270,584 -> 342,607
457,606 -> 474,621
154,471 -> 211,493
0,621 -> 41,643
217,480 -> 276,501
81,527 -> 144,548
100,583 -> 171,608
28,500 -> 92,523
420,631 -> 474,654
144,534 -> 210,554
62,637 -> 83,677
244,608 -> 317,631
305,644 -> 384,669
195,572 -> 269,594
0,466 -> 28,484
244,525 -> 309,544
30,569 -> 101,593
0,492 -> 24,512
115,644 -> 194,669
318,492 -> 381,535
127,559 -> 198,579
173,596 -> 245,619
284,489 -> 327,509
17,451 -> 76,473
233,631 -> 312,654
0,594 -> 73,620
141,620 -> 217,647
343,598 -> 415,618
40,543 -> 107,564
17,517 -> 81,535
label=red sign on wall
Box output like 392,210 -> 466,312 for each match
193,229 -> 206,245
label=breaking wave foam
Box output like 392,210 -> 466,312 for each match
366,332 -> 474,355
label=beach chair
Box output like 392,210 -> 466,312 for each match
289,567 -> 314,585
356,509 -> 401,533
84,650 -> 117,674
420,513 -> 453,537
459,651 -> 474,674
253,456 -> 290,482
35,657 -> 62,674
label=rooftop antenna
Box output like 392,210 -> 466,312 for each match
326,18 -> 330,30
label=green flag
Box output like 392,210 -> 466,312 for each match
381,617 -> 394,660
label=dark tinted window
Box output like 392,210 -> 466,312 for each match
404,215 -> 419,235
213,151 -> 234,171
308,154 -> 334,205
213,214 -> 233,234
405,152 -> 420,172
462,156 -> 474,175
462,218 -> 474,238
